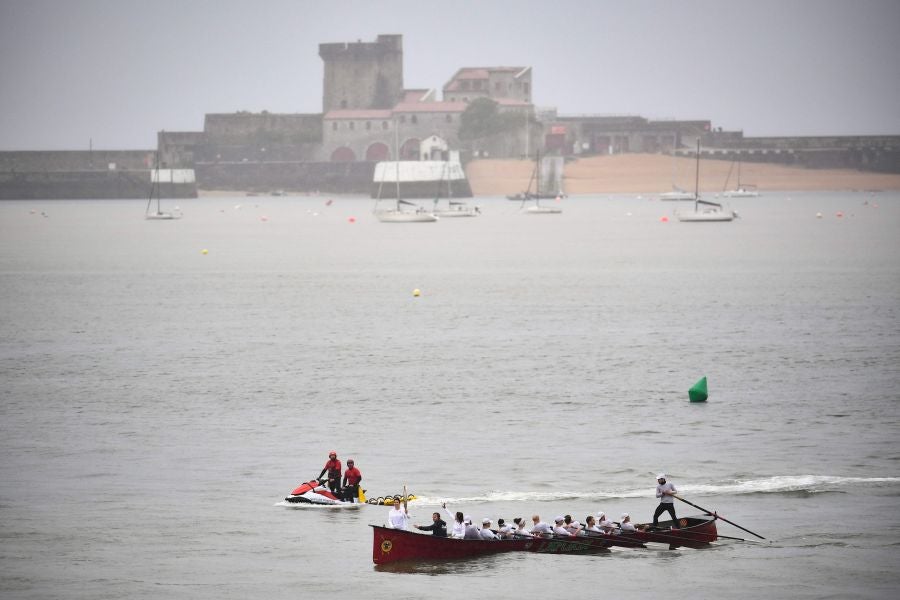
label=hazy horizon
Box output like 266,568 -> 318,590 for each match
1,0 -> 898,150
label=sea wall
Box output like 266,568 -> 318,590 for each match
0,150 -> 155,171
0,170 -> 196,200
195,161 -> 374,193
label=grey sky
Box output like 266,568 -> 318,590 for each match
1,0 -> 898,150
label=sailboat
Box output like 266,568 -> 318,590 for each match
676,140 -> 738,222
722,156 -> 760,197
507,151 -> 565,203
432,161 -> 479,217
373,121 -> 438,223
508,151 -> 562,214
145,152 -> 182,220
659,151 -> 695,201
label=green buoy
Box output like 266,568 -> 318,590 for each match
689,376 -> 708,402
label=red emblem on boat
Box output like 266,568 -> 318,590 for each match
381,540 -> 393,553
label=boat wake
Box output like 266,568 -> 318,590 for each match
413,476 -> 900,506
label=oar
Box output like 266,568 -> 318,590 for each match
674,495 -> 765,540
402,484 -> 408,512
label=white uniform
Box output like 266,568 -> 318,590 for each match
479,528 -> 498,540
514,525 -> 533,537
531,521 -> 552,536
464,523 -> 481,539
387,506 -> 410,530
620,521 -> 637,532
443,508 -> 465,539
553,524 -> 571,536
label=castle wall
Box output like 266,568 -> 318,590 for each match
195,161 -> 374,193
323,110 -> 465,161
319,34 -> 404,112
204,113 -> 322,145
159,131 -> 206,168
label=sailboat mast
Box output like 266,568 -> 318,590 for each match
694,139 -> 701,208
394,117 -> 401,206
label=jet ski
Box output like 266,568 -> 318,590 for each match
284,480 -> 362,506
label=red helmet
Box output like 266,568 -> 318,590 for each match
328,451 -> 337,457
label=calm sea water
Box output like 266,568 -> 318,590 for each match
1,191 -> 898,599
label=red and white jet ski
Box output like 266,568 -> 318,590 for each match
284,480 -> 361,506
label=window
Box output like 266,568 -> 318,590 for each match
340,99 -> 347,109
445,114 -> 452,123
411,115 -> 418,124
399,115 -> 406,123
366,121 -> 371,130
495,82 -> 501,91
349,121 -> 355,130
524,82 -> 530,95
332,122 -> 338,131
382,121 -> 388,130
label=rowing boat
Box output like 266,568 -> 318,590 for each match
371,526 -> 610,565
628,515 -> 718,548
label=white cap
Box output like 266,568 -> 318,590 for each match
597,511 -> 606,520
554,515 -> 564,523
657,473 -> 666,479
482,518 -> 491,525
464,514 -> 472,524
621,513 -> 630,520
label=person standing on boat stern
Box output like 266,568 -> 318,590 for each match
341,458 -> 361,502
387,500 -> 410,530
414,512 -> 447,537
318,451 -> 342,494
653,473 -> 678,527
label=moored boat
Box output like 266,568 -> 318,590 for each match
371,526 -> 609,565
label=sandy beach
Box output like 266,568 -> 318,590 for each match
465,154 -> 900,196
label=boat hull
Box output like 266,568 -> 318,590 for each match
374,210 -> 438,223
629,515 -> 718,548
372,526 -> 609,564
722,190 -> 759,198
676,209 -> 736,222
659,192 -> 696,201
524,206 -> 562,214
433,208 -> 479,217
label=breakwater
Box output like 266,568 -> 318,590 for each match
0,170 -> 196,200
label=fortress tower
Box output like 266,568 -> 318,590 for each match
319,34 -> 404,112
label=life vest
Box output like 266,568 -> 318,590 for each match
344,467 -> 361,485
324,459 -> 341,478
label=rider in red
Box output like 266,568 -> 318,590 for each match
318,451 -> 342,493
342,458 -> 362,502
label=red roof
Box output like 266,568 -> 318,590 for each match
402,89 -> 432,102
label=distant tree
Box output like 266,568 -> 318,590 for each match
458,98 -> 520,140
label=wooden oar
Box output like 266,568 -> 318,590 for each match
402,484 -> 408,512
673,495 -> 765,539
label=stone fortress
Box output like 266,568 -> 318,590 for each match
0,34 -> 897,199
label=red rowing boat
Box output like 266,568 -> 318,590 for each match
628,515 -> 718,548
371,526 -> 611,565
